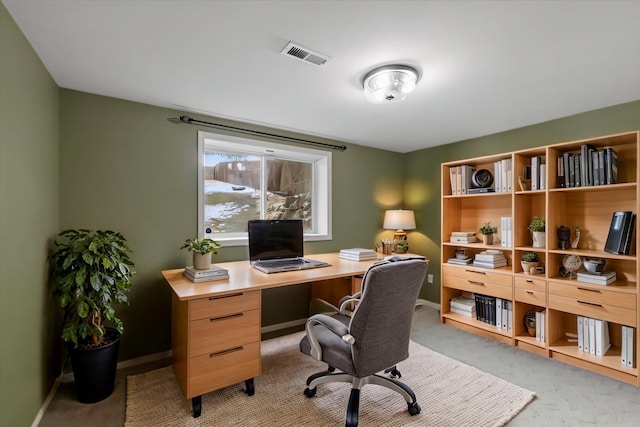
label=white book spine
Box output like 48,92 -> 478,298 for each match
507,301 -> 513,332
496,298 -> 502,329
578,316 -> 584,352
535,311 -> 541,341
501,299 -> 508,330
531,157 -> 539,190
621,325 -> 628,365
588,318 -> 596,355
540,309 -> 545,343
540,164 -> 546,190
595,319 -> 604,356
583,316 -> 590,354
627,326 -> 635,368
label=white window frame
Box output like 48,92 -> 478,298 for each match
198,131 -> 332,246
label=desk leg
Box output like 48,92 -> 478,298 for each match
192,396 -> 202,418
244,378 -> 255,396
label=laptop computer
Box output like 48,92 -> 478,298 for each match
248,219 -> 330,273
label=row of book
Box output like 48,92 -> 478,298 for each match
499,217 -> 513,248
450,294 -> 513,332
558,145 -> 617,188
534,309 -> 546,343
494,158 -> 513,193
529,156 -> 547,190
603,211 -> 635,256
184,265 -> 229,283
472,249 -> 507,269
449,165 -> 477,195
577,316 -> 610,357
339,248 -> 378,261
621,325 -> 636,368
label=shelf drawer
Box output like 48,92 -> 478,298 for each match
443,264 -> 513,286
549,294 -> 636,326
443,275 -> 512,300
189,341 -> 260,397
548,281 -> 636,310
190,309 -> 260,357
515,276 -> 546,293
515,288 -> 546,306
190,290 -> 260,320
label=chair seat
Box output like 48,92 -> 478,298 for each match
299,314 -> 355,375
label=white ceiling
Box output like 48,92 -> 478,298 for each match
4,1 -> 640,153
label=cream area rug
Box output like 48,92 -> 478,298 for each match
125,332 -> 535,426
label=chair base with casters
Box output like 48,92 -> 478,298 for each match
299,258 -> 428,427
302,368 -> 421,427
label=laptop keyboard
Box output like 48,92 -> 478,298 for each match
259,259 -> 305,268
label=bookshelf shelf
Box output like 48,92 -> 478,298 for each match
441,130 -> 640,386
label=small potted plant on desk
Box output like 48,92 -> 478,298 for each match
180,237 -> 222,270
49,229 -> 135,403
521,252 -> 540,275
479,221 -> 498,245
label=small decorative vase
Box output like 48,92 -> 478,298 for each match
532,231 -> 545,248
193,252 -> 212,270
482,234 -> 493,245
521,261 -> 539,275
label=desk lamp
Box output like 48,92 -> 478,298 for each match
383,210 -> 416,241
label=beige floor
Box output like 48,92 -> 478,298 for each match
38,306 -> 640,426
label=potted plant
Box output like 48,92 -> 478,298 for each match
521,252 -> 539,275
49,229 -> 135,403
180,238 -> 222,270
479,221 -> 498,245
528,216 -> 546,248
395,240 -> 409,254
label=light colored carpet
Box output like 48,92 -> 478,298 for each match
125,332 -> 535,426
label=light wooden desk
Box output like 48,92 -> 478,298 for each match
162,252 -> 381,417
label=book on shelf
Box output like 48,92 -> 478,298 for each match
576,270 -> 616,286
185,265 -> 229,278
557,156 -> 565,188
626,325 -> 635,368
588,318 -> 596,355
450,307 -> 475,318
450,236 -> 477,243
604,211 -> 636,255
578,316 -> 584,352
500,217 -> 512,248
450,296 -> 475,312
604,146 -> 618,185
594,319 -> 611,356
184,271 -> 229,283
460,165 -> 476,195
451,231 -> 476,237
621,325 -> 628,366
447,257 -> 472,265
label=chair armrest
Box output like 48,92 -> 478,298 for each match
305,314 -> 355,361
338,298 -> 360,314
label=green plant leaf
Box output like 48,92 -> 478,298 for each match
77,301 -> 89,318
75,266 -> 87,286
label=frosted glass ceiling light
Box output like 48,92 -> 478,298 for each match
363,65 -> 419,104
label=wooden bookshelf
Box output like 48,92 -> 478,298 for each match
440,131 -> 640,386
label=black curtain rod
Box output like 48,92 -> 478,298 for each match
171,115 -> 347,151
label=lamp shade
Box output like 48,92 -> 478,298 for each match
383,210 -> 416,231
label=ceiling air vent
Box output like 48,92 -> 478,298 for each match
280,42 -> 331,67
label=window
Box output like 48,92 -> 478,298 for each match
198,131 -> 332,246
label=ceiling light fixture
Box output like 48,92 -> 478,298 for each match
362,64 -> 419,104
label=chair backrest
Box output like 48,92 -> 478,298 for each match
348,259 -> 428,377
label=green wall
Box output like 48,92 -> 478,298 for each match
0,3 -> 60,427
58,89 -> 405,361
405,100 -> 640,304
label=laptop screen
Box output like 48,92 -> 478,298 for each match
248,219 -> 304,261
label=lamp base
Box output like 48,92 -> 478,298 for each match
393,230 -> 407,241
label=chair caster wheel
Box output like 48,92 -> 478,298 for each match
303,387 -> 317,398
408,402 -> 421,416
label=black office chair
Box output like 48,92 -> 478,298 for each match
299,258 -> 428,427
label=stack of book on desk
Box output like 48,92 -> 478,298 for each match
339,248 -> 378,261
449,232 -> 477,244
577,270 -> 616,286
450,295 -> 476,318
184,265 -> 229,283
472,250 -> 507,269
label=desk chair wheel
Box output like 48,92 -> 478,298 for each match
408,402 -> 421,416
244,378 -> 255,396
304,387 -> 317,398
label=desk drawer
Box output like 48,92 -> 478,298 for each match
190,290 -> 260,320
189,341 -> 260,397
442,264 -> 513,286
514,288 -> 545,306
190,309 -> 260,357
548,281 -> 636,310
515,276 -> 546,293
549,294 -> 636,326
443,275 -> 512,300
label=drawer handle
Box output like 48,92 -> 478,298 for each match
209,292 -> 243,300
210,313 -> 243,322
577,287 -> 602,293
577,300 -> 603,308
526,280 -> 534,283
210,346 -> 243,358
526,291 -> 534,295
467,280 -> 485,286
465,269 -> 486,275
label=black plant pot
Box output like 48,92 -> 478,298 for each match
69,328 -> 121,403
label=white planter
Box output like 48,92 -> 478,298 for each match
532,231 -> 546,248
193,252 -> 212,270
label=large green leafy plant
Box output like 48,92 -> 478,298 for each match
49,229 -> 135,348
